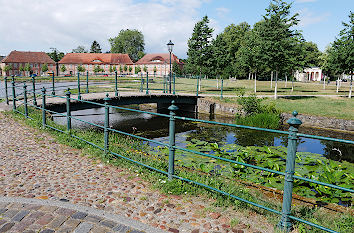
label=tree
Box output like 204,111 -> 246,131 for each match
187,16 -> 214,76
172,61 -> 183,76
72,45 -> 88,53
129,66 -> 132,74
302,41 -> 322,67
112,65 -> 117,72
135,66 -> 141,74
19,64 -> 24,76
41,63 -> 48,73
328,12 -> 354,98
124,64 -> 128,72
153,66 -> 157,77
109,65 -> 114,73
77,64 -> 86,73
47,48 -> 64,62
90,41 -> 102,53
24,63 -> 32,76
143,65 -> 147,73
4,65 -> 12,75
60,64 -> 67,73
258,0 -> 300,99
93,65 -> 101,74
109,29 -> 145,62
211,33 -> 230,79
119,65 -> 123,73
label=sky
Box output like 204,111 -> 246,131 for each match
0,0 -> 353,59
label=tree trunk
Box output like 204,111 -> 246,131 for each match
274,71 -> 278,100
254,72 -> 257,94
349,71 -> 353,99
323,75 -> 326,90
285,74 -> 287,88
217,77 -> 219,89
336,77 -> 340,93
199,69 -> 202,92
291,72 -> 294,92
271,71 -> 273,88
248,72 -> 251,80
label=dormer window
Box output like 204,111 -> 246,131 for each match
151,59 -> 162,62
92,59 -> 103,63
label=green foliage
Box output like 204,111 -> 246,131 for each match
129,66 -> 132,73
135,66 -> 141,74
109,29 -> 145,62
93,65 -> 101,73
172,61 -> 183,76
47,48 -> 64,62
72,45 -> 88,53
119,65 -> 123,72
124,64 -> 128,72
112,65 -> 117,72
109,65 -> 114,73
19,64 -> 24,72
60,64 -> 66,73
24,63 -> 31,72
77,64 -> 85,73
4,64 -> 12,72
90,40 -> 102,53
143,65 -> 147,73
41,63 -> 48,73
153,66 -> 157,74
187,15 -> 214,75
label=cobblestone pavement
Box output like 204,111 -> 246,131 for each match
0,197 -> 157,233
0,112 -> 274,233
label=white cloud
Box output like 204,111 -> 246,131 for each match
216,7 -> 230,17
298,8 -> 330,27
0,0 -> 211,58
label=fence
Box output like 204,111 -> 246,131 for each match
1,78 -> 353,233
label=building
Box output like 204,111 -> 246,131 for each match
0,51 -> 56,76
295,67 -> 323,82
135,53 -> 183,76
58,53 -> 133,75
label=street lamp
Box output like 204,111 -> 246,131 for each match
167,40 -> 174,94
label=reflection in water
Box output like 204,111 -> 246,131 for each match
52,106 -> 354,163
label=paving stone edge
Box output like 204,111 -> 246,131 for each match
0,196 -> 168,233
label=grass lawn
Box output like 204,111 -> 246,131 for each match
213,96 -> 354,120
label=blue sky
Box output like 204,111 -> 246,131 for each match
0,0 -> 352,58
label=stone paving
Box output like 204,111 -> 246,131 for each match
0,197 -> 155,233
0,112 -> 274,233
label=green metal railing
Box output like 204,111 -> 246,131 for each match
3,79 -> 354,233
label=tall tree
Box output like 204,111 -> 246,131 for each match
41,63 -> 48,73
60,64 -> 66,73
109,29 -> 145,62
72,45 -> 88,53
90,41 -> 102,53
258,0 -> 300,99
187,16 -> 214,76
47,48 -> 64,62
210,33 -> 229,79
302,41 -> 322,67
328,12 -> 354,98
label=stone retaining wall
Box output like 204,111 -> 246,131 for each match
197,98 -> 354,132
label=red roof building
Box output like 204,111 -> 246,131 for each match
0,51 -> 56,76
58,53 -> 133,75
135,53 -> 183,76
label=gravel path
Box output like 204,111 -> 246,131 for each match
0,112 -> 274,233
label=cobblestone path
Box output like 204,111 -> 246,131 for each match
0,112 -> 273,233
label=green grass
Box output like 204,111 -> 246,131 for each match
235,113 -> 281,129
5,106 -> 353,233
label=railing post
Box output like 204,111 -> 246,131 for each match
146,72 -> 149,95
115,71 -> 118,96
220,79 -> 224,99
41,88 -> 46,128
51,73 -> 55,95
11,81 -> 16,111
104,94 -> 111,156
4,76 -> 9,105
77,72 -> 81,100
23,83 -> 28,117
163,75 -> 166,93
168,100 -> 179,180
196,76 -> 199,97
278,111 -> 302,232
66,91 -> 71,132
86,71 -> 89,93
32,76 -> 37,105
173,73 -> 176,95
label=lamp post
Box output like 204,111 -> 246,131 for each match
167,40 -> 174,94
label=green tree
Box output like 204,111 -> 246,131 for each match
41,63 -> 48,73
60,64 -> 67,73
187,16 -> 214,76
90,41 -> 102,53
24,63 -> 32,76
77,64 -> 85,73
258,0 -> 300,99
109,29 -> 145,62
172,61 -> 183,76
119,65 -> 123,73
47,48 -> 64,62
93,65 -> 101,74
135,66 -> 141,74
328,12 -> 354,98
4,65 -> 12,75
109,65 -> 114,73
302,41 -> 322,67
112,65 -> 117,72
153,66 -> 157,76
19,64 -> 24,76
211,33 -> 230,79
143,65 -> 147,73
72,45 -> 88,53
129,66 -> 132,74
124,64 -> 128,72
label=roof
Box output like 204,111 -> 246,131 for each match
135,53 -> 183,65
1,51 -> 55,64
59,53 -> 133,64
0,56 -> 5,62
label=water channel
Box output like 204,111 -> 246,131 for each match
52,105 -> 354,163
